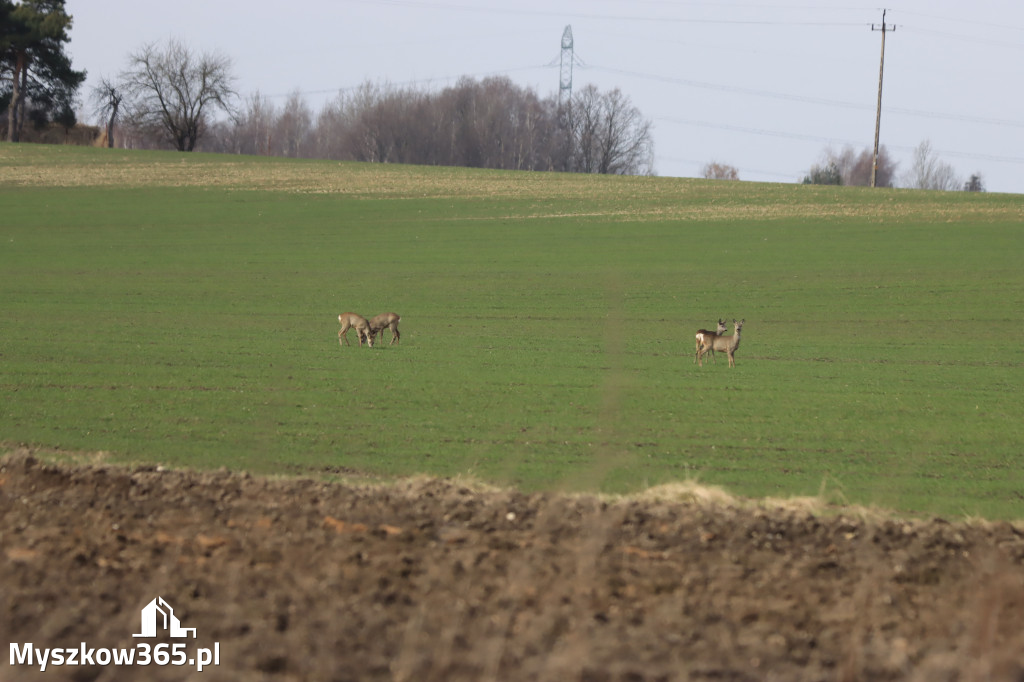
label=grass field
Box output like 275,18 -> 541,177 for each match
2,143 -> 1023,519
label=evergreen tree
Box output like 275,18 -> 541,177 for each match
0,0 -> 84,142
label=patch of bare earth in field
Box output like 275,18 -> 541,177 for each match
3,449 -> 1024,681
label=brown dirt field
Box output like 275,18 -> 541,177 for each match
3,449 -> 1024,681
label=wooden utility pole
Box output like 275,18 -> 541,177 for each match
870,10 -> 896,188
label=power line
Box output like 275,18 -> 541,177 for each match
587,65 -> 1024,129
260,58 -> 1022,137
654,116 -> 1024,165
344,0 -> 865,27
899,26 -> 1024,51
259,65 -> 546,101
896,9 -> 1024,34
655,116 -> 854,146
589,65 -> 869,109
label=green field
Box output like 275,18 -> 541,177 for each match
2,144 -> 1023,519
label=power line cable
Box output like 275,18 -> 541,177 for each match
259,65 -> 546,100
343,0 -> 865,26
899,26 -> 1024,51
895,9 -> 1024,33
589,65 -> 1024,129
655,116 -> 1024,165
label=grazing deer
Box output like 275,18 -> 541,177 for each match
368,312 -> 401,346
338,313 -> 373,347
694,319 -> 728,365
698,319 -> 744,367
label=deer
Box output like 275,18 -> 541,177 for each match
338,313 -> 373,348
694,319 -> 728,365
698,319 -> 744,367
368,312 -> 401,346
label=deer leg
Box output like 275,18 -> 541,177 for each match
339,325 -> 351,346
695,334 -> 709,365
699,346 -> 710,366
390,325 -> 400,345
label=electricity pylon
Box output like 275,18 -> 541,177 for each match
559,25 -> 574,107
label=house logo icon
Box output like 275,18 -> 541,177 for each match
133,597 -> 197,638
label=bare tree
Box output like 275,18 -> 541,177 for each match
805,145 -> 896,187
830,146 -> 858,184
346,81 -> 413,163
850,145 -> 896,187
595,87 -> 653,175
902,140 -> 961,191
702,162 -> 739,180
274,91 -> 313,158
566,84 -> 599,173
119,38 -> 236,151
89,76 -> 122,147
236,91 -> 276,155
311,91 -> 353,160
567,85 -> 652,175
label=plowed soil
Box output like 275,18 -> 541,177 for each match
3,449 -> 1024,681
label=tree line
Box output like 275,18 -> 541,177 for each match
106,39 -> 654,175
801,141 -> 984,191
6,21 -> 655,176
198,77 -> 654,175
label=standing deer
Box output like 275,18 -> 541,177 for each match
338,313 -> 373,347
694,319 -> 728,365
698,319 -> 744,367
368,312 -> 401,346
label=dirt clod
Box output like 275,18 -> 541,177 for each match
2,449 -> 1023,681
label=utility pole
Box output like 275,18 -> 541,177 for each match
870,9 -> 895,188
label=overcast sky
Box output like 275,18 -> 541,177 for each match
66,0 -> 1024,193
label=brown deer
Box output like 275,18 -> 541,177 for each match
698,319 -> 744,367
694,319 -> 728,364
368,312 -> 401,346
338,313 -> 373,347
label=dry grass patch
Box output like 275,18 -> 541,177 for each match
4,144 -> 1020,225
